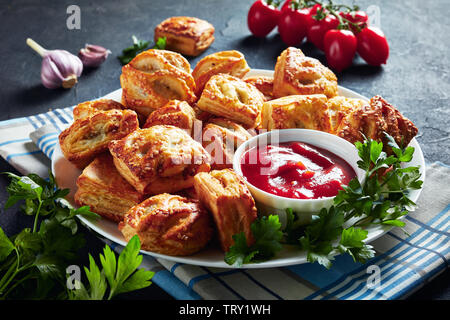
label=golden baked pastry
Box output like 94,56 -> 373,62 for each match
335,95 -> 418,151
59,109 -> 139,168
108,125 -> 211,194
244,75 -> 274,101
154,16 -> 215,57
192,103 -> 214,123
72,99 -> 125,121
120,49 -> 196,117
326,96 -> 367,133
119,193 -> 214,256
193,169 -> 257,252
143,99 -> 196,135
273,47 -> 338,98
74,153 -> 145,222
261,94 -> 331,132
192,50 -> 250,96
202,118 -> 254,169
196,74 -> 265,128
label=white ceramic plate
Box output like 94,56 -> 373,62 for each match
51,69 -> 426,269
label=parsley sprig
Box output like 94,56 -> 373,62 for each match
0,171 -> 153,299
118,35 -> 166,65
68,235 -> 153,300
225,215 -> 283,266
0,172 -> 98,299
225,133 -> 423,269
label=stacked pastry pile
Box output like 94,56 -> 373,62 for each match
58,41 -> 417,256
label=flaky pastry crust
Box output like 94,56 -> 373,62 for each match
72,99 -> 125,121
59,109 -> 139,169
202,118 -> 254,170
192,50 -> 250,96
196,74 -> 265,128
261,94 -> 331,132
326,96 -> 368,134
192,103 -> 214,123
108,125 -> 211,194
74,153 -> 145,222
193,169 -> 257,252
335,95 -> 418,151
244,75 -> 274,101
273,47 -> 338,98
120,49 -> 196,117
119,193 -> 214,256
143,100 -> 196,135
154,16 -> 215,57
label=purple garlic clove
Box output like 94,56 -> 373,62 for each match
78,44 -> 111,68
27,38 -> 83,89
41,50 -> 83,89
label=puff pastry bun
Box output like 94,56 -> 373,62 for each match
193,169 -> 257,252
143,99 -> 197,136
202,118 -> 254,170
72,99 -> 125,121
192,50 -> 250,96
59,109 -> 139,168
119,193 -> 214,256
154,16 -> 215,57
74,153 -> 145,222
108,125 -> 211,194
335,95 -> 418,151
244,75 -> 274,101
261,94 -> 331,132
120,49 -> 196,117
196,74 -> 265,128
273,47 -> 338,98
326,96 -> 367,134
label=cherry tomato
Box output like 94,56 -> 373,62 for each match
304,4 -> 323,28
324,29 -> 357,72
307,14 -> 339,51
339,10 -> 369,33
247,0 -> 282,37
281,2 -> 322,29
278,3 -> 310,45
356,26 -> 389,66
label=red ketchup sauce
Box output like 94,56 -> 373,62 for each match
240,141 -> 356,199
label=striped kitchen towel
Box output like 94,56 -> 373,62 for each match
0,106 -> 448,300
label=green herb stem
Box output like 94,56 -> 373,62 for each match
1,273 -> 34,298
32,200 -> 43,233
0,258 -> 18,295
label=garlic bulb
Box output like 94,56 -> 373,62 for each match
26,38 -> 83,89
78,44 -> 111,67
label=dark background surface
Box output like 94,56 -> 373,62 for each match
0,0 -> 448,300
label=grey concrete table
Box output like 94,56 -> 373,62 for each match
0,0 -> 448,300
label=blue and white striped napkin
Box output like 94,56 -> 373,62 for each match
0,105 -> 448,300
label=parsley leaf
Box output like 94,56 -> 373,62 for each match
298,206 -> 345,268
283,208 -> 306,245
118,35 -> 167,65
225,215 -> 283,267
0,227 -> 14,262
118,35 -> 149,65
153,36 -> 167,50
69,235 -> 154,300
224,232 -> 258,267
337,227 -> 375,263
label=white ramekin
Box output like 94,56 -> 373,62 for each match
233,129 -> 365,226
